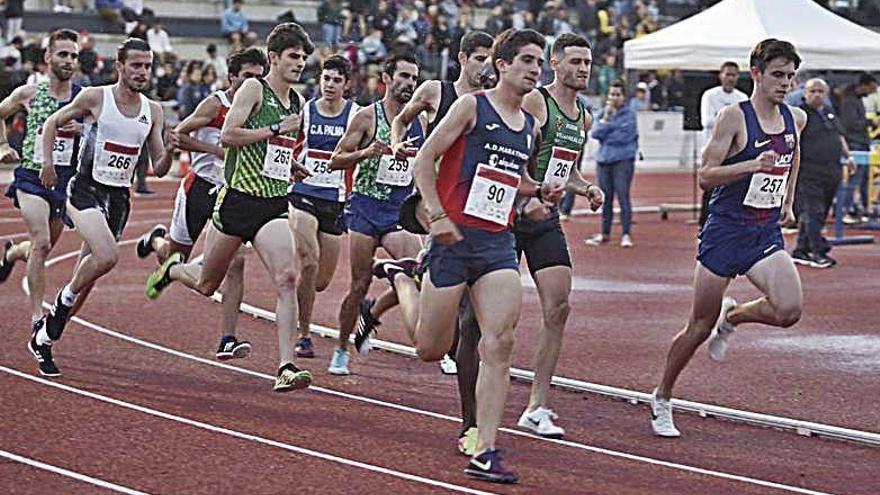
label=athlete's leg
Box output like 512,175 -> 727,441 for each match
728,251 -> 803,328
337,231 -> 377,350
292,209 -> 320,339
68,242 -> 94,317
252,218 -> 300,368
526,265 -> 572,411
218,248 -> 245,339
656,262 -> 730,399
17,192 -> 55,322
456,293 -> 481,434
393,270 -> 465,358
371,229 -> 421,320
315,231 -> 341,291
65,203 -> 120,294
168,224 -> 242,294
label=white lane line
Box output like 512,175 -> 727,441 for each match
33,241 -> 838,495
0,366 -> 496,495
0,448 -> 152,495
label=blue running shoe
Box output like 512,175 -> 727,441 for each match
328,348 -> 350,375
464,449 -> 518,484
295,336 -> 315,358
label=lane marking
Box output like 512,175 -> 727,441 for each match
0,448 -> 151,495
0,366 -> 496,495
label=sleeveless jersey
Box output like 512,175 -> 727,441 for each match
352,101 -> 424,205
224,79 -> 301,198
707,100 -> 798,226
426,81 -> 457,137
533,87 -> 586,186
291,98 -> 357,202
437,93 -> 535,232
22,81 -> 82,172
77,86 -> 152,188
189,90 -> 230,186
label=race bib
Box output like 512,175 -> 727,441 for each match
33,127 -> 75,166
545,146 -> 578,187
463,164 -> 520,226
302,149 -> 342,188
93,140 -> 139,187
743,165 -> 789,209
262,135 -> 296,181
376,153 -> 413,186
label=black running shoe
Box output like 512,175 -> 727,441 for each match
353,299 -> 381,354
136,224 -> 167,259
45,291 -> 73,341
372,258 -> 418,283
215,336 -> 252,360
0,240 -> 16,283
464,449 -> 518,484
28,319 -> 60,377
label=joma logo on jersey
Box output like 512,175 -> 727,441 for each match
309,124 -> 344,137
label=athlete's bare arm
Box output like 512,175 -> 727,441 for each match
390,80 -> 439,150
698,105 -> 777,190
780,106 -> 808,224
329,105 -> 384,170
147,101 -> 177,177
521,90 -> 548,128
0,85 -> 36,162
40,87 -> 102,187
568,113 -> 603,209
221,79 -> 297,147
176,95 -> 223,159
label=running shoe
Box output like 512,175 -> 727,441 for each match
517,407 -> 565,438
458,426 -> 478,457
273,363 -> 312,392
708,297 -> 737,361
816,253 -> 837,267
464,449 -> 518,484
353,299 -> 380,354
295,336 -> 315,358
0,240 -> 16,283
328,348 -> 351,375
372,257 -> 418,283
216,336 -> 252,360
584,233 -> 608,246
650,388 -> 680,437
620,234 -> 634,248
45,291 -> 73,341
791,251 -> 813,266
145,251 -> 183,299
28,319 -> 60,377
439,354 -> 458,375
136,224 -> 167,259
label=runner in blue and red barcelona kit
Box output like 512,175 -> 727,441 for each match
651,39 -> 808,438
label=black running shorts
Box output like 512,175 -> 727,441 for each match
288,192 -> 346,236
212,186 -> 289,243
67,175 -> 131,240
514,214 -> 572,275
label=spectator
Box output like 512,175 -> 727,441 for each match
359,29 -> 387,65
367,0 -> 396,45
25,60 -> 49,85
344,0 -> 370,41
319,0 -> 345,46
203,43 -> 228,83
837,72 -> 876,221
147,23 -> 174,62
4,0 -> 24,44
629,81 -> 651,111
356,73 -> 382,106
793,78 -> 857,268
0,36 -> 23,71
484,5 -> 510,36
77,34 -> 100,80
577,0 -> 601,38
586,81 -> 639,248
596,51 -> 618,97
95,0 -> 126,30
177,62 -> 211,120
221,0 -> 256,46
155,59 -> 179,100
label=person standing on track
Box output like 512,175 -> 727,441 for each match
651,39 -> 806,437
145,23 -> 315,393
28,38 -> 176,377
135,47 -> 268,361
0,29 -> 83,328
288,54 -> 358,359
326,52 -> 425,376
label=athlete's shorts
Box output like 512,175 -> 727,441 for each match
697,220 -> 784,278
514,214 -> 571,275
5,166 -> 76,227
212,186 -> 288,243
425,226 -> 518,288
170,173 -> 221,246
344,193 -> 403,240
66,175 -> 130,240
288,192 -> 346,236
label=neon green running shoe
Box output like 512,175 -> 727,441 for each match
273,364 -> 313,392
145,252 -> 183,299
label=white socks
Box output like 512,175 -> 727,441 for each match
60,283 -> 76,307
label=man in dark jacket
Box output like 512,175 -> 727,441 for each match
837,72 -> 876,220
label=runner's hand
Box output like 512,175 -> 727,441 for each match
585,184 -> 604,211
362,140 -> 391,160
58,121 -> 82,136
779,203 -> 795,226
844,156 -> 856,176
0,143 -> 20,163
278,114 -> 299,136
391,136 -> 419,161
291,159 -> 311,182
541,182 -> 566,204
40,165 -> 57,188
754,150 -> 779,172
430,217 -> 462,245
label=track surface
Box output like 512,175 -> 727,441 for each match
1,174 -> 878,494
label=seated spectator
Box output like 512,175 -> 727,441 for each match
177,61 -> 211,120
203,44 -> 229,84
359,29 -> 387,65
147,23 -> 174,62
221,0 -> 257,47
155,60 -> 180,101
95,0 -> 126,30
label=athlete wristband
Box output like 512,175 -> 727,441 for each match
536,184 -> 544,203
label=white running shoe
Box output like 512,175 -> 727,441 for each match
650,389 -> 681,437
584,233 -> 607,246
439,354 -> 458,375
517,407 -> 565,438
620,234 -> 634,248
708,297 -> 737,361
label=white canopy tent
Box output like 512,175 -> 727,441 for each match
623,0 -> 880,71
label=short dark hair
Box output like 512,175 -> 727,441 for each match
858,72 -> 877,86
608,80 -> 626,96
720,61 -> 739,72
322,54 -> 352,81
267,22 -> 314,56
491,28 -> 545,77
228,47 -> 268,76
459,31 -> 494,57
382,51 -> 419,77
551,33 -> 590,56
48,29 -> 79,51
749,38 -> 801,73
117,38 -> 151,62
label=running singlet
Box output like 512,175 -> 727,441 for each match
189,90 -> 230,186
426,81 -> 458,137
77,86 -> 152,188
292,99 -> 357,202
22,81 -> 82,172
707,100 -> 797,225
436,92 -> 535,233
351,101 -> 424,205
224,79 -> 301,198
533,87 -> 586,187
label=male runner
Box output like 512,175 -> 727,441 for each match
377,29 -> 563,483
0,30 -> 82,330
651,39 -> 806,437
29,38 -> 176,377
326,52 -> 425,375
288,54 -> 358,359
136,47 -> 268,360
145,23 -> 315,392
514,33 -> 604,438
